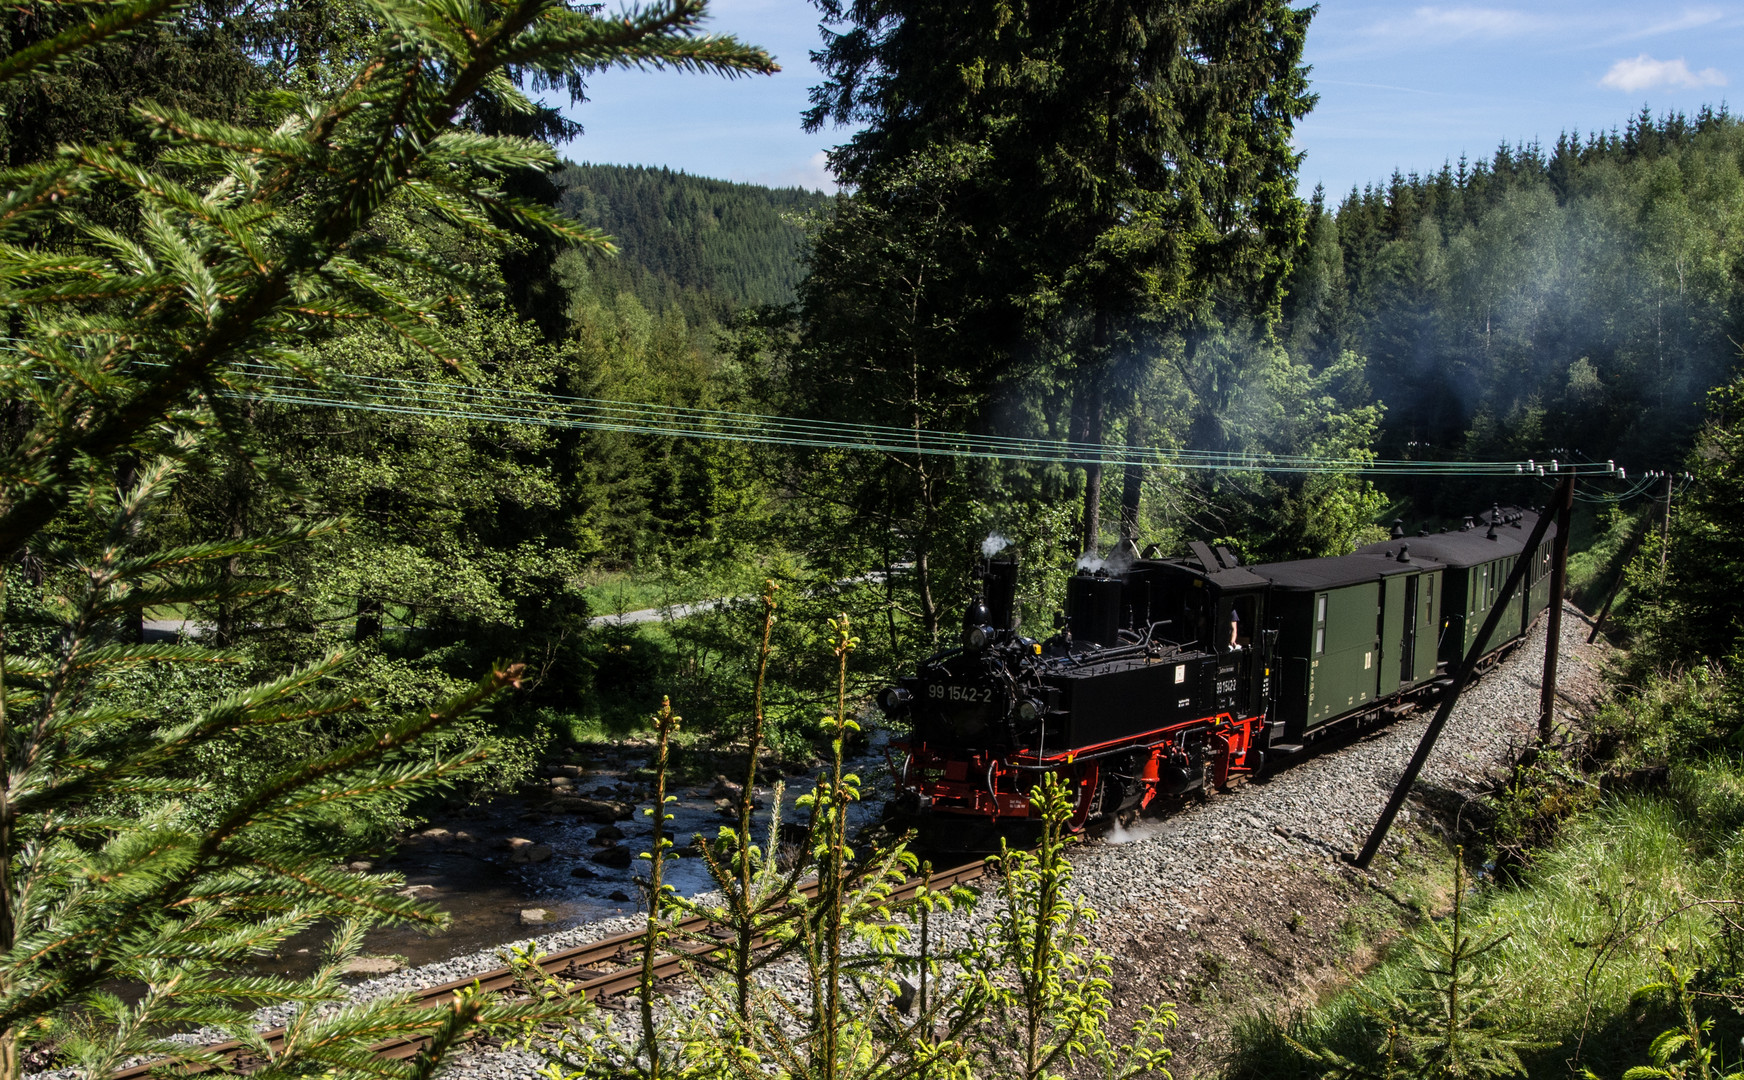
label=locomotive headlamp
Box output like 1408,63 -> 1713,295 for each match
1018,699 -> 1042,723
963,625 -> 992,651
876,686 -> 913,714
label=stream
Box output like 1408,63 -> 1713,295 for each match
260,736 -> 892,981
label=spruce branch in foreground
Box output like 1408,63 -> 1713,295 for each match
0,0 -> 776,557
0,448 -> 592,1079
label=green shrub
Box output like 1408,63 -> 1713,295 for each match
1589,667 -> 1739,769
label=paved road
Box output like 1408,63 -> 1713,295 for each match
142,619 -> 203,641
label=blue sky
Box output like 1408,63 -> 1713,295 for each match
556,2 -> 1744,199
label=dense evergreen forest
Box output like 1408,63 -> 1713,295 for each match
555,163 -> 830,316
5,0 -> 1744,1073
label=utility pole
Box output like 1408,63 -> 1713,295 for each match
1538,467 -> 1575,742
1660,471 -> 1674,573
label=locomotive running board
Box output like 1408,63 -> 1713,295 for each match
1268,742 -> 1305,756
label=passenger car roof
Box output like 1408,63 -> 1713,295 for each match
1246,551 -> 1426,591
1130,559 -> 1270,590
1354,507 -> 1550,570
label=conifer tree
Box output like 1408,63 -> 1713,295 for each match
804,0 -> 1315,551
0,0 -> 775,1073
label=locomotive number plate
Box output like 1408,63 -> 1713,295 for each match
929,684 -> 995,703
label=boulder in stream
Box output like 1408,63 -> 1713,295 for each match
593,845 -> 633,869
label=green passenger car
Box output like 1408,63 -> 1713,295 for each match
1358,511 -> 1556,672
1245,507 -> 1552,747
1249,550 -> 1437,737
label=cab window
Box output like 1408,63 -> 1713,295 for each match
1229,595 -> 1256,647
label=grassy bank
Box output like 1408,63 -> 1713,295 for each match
1229,757 -> 1744,1079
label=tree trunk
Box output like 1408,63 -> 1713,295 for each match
1080,379 -> 1104,555
1079,313 -> 1111,555
1120,418 -> 1145,541
355,596 -> 383,642
1066,384 -> 1089,545
913,462 -> 944,640
215,509 -> 244,648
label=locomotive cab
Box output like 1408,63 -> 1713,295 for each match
1126,557 -> 1270,721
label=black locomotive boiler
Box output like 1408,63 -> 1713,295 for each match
879,507 -> 1557,842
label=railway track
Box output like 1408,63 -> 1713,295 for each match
110,858 -> 993,1078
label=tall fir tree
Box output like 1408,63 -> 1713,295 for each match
804,0 -> 1315,553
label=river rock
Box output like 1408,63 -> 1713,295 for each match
569,865 -> 598,879
709,775 -> 743,800
608,890 -> 631,903
593,824 -> 625,843
511,843 -> 553,865
414,827 -> 450,842
342,956 -> 402,975
452,830 -> 477,843
346,860 -> 374,873
498,837 -> 551,861
519,908 -> 548,926
552,796 -> 626,824
593,844 -> 633,868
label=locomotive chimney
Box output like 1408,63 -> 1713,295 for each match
1390,519 -> 1405,539
984,556 -> 1020,631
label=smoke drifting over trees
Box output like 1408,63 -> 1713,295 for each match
1283,107 -> 1744,481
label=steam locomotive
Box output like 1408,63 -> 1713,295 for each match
879,507 -> 1556,844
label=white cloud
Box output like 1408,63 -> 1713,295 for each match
1617,7 -> 1726,41
1600,54 -> 1727,92
798,150 -> 838,193
749,150 -> 839,193
1366,6 -> 1556,42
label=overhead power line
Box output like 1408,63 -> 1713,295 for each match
224,361 -> 1625,480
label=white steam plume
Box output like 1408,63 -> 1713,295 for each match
982,532 -> 1012,557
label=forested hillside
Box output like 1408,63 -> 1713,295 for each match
554,163 -> 829,318
1284,107 -> 1744,482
